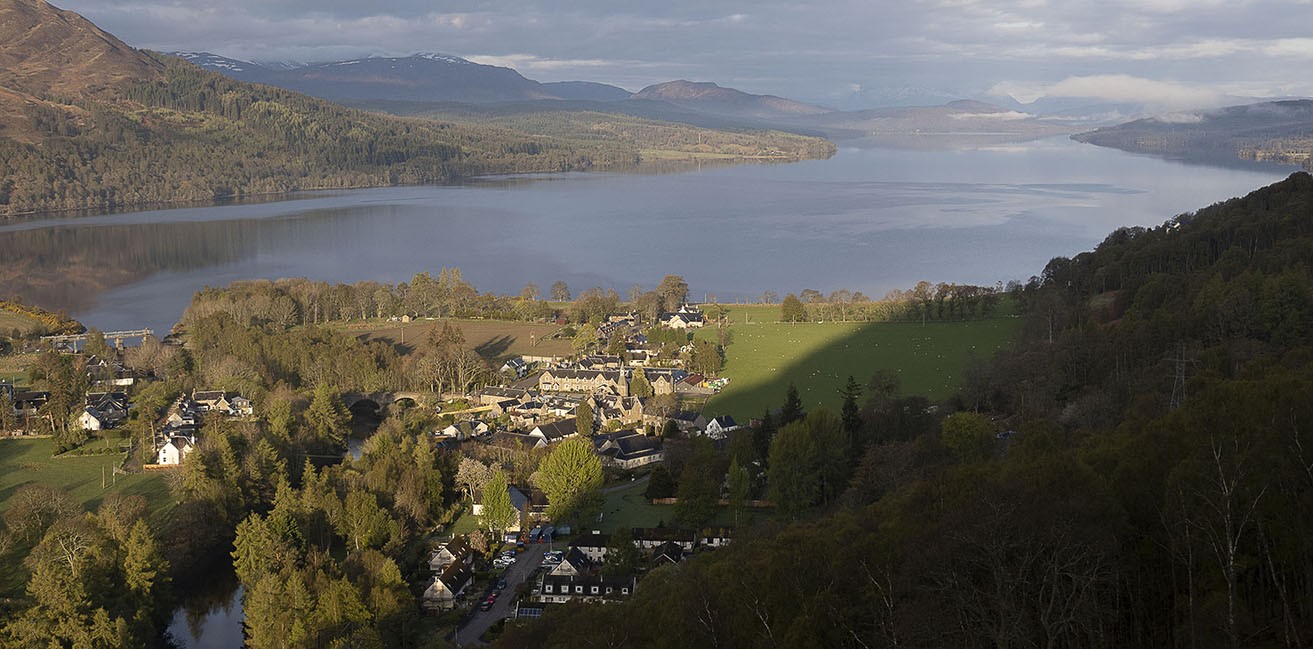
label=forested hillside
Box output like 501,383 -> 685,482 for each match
0,0 -> 833,218
1074,100 -> 1313,170
495,173 -> 1313,649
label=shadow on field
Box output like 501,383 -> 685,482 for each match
700,317 -> 1021,421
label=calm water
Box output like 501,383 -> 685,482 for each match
0,137 -> 1291,334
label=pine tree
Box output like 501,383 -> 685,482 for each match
780,383 -> 804,426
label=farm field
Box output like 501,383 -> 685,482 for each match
700,317 -> 1020,420
0,308 -> 42,336
595,478 -> 773,534
346,318 -> 573,361
0,437 -> 171,515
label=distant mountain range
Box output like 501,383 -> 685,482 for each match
173,52 -> 833,121
1074,100 -> 1313,170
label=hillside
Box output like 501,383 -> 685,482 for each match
175,51 -> 634,104
0,1 -> 834,217
1073,99 -> 1313,169
493,172 -> 1313,649
632,79 -> 831,120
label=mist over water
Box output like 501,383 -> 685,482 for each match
0,137 -> 1289,334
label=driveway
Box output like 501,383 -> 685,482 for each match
453,542 -> 546,646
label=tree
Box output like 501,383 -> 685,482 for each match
840,375 -> 865,458
780,383 -> 804,426
538,437 -> 604,524
630,367 -> 654,398
940,411 -> 994,461
727,456 -> 751,526
753,410 -> 777,466
688,338 -> 724,376
573,323 -> 598,353
603,526 -> 642,578
768,419 -> 819,518
645,465 -> 677,499
781,293 -> 807,322
456,457 -> 493,501
305,383 -> 347,448
576,401 -> 595,437
481,471 -> 518,536
519,283 -> 541,301
0,391 -> 17,432
675,439 -> 721,529
656,275 -> 690,312
551,280 -> 571,302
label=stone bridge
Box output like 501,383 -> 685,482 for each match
341,391 -> 425,414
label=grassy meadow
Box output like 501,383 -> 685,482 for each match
697,308 -> 1020,420
0,437 -> 171,515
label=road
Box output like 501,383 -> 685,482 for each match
453,542 -> 545,646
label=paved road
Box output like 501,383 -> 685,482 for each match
453,542 -> 545,646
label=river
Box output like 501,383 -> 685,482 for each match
0,137 -> 1293,335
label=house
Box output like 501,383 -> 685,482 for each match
577,355 -> 623,370
662,410 -> 708,433
85,392 -> 129,424
78,406 -> 108,432
193,390 -> 253,417
700,527 -> 734,549
592,430 -> 664,470
500,357 -> 529,379
569,531 -> 612,563
529,418 -> 579,445
703,416 -> 741,440
549,547 -> 596,577
662,310 -> 706,329
428,536 -> 474,573
632,527 -> 697,552
538,574 -> 636,604
538,369 -> 628,396
156,435 -> 196,465
423,561 -> 474,611
641,368 -> 688,396
438,420 -> 489,440
651,540 -> 685,566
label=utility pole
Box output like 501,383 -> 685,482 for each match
1168,341 -> 1194,410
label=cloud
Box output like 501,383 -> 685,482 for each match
989,75 -> 1227,109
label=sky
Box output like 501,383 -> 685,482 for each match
54,0 -> 1313,110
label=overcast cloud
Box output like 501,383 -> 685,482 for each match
53,0 -> 1313,109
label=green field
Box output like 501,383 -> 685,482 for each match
595,479 -> 772,534
700,316 -> 1020,420
0,438 -> 171,515
0,308 -> 42,336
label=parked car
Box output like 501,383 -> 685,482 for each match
496,579 -> 508,590
479,600 -> 493,611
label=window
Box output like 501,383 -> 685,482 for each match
545,585 -> 553,593
622,588 -> 630,594
591,586 -> 599,594
605,587 -> 613,594
575,585 -> 583,594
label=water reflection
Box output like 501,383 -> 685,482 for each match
166,572 -> 243,649
0,138 -> 1293,335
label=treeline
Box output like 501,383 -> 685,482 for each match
776,281 -> 1004,323
426,109 -> 838,160
493,174 -> 1313,648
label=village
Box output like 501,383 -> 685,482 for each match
1,302 -> 753,641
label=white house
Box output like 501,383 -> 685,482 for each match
499,357 -> 529,379
423,562 -> 473,611
703,416 -> 741,440
78,406 -> 107,432
156,436 -> 195,465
